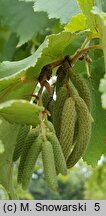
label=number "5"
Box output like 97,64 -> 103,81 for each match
94,203 -> 100,211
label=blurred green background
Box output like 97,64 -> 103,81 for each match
0,157 -> 106,200
0,0 -> 106,200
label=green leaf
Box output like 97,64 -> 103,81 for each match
0,49 -> 44,79
92,6 -> 106,72
91,5 -> 106,116
0,100 -> 43,126
0,29 -> 16,62
0,32 -> 78,102
0,75 -> 37,103
33,0 -> 80,24
0,32 -> 77,79
19,0 -> 35,1
77,0 -> 97,33
82,57 -> 106,166
65,13 -> 87,33
0,117 -> 19,198
1,33 -> 18,62
99,75 -> 106,109
0,0 -> 49,45
0,140 -> 4,154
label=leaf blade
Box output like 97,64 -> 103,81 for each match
0,100 -> 43,126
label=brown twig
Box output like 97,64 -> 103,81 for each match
70,44 -> 102,65
39,44 -> 102,74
